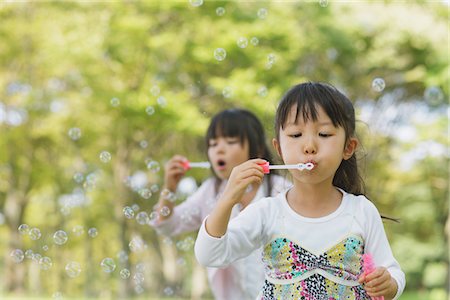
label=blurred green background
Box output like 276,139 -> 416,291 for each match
0,1 -> 448,299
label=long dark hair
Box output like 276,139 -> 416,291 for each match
206,108 -> 275,196
274,82 -> 365,195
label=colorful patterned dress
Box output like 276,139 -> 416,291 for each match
261,235 -> 369,300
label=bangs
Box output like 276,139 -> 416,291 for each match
206,112 -> 247,143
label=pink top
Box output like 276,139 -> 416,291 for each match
151,175 -> 291,300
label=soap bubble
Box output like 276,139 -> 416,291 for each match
214,48 -> 227,61
257,8 -> 268,19
146,160 -> 160,173
29,227 -> 42,240
257,86 -> 268,97
72,225 -> 84,237
68,127 -> 81,140
120,268 -> 131,279
160,206 -> 171,217
10,249 -> 24,263
372,78 -> 386,92
250,37 -> 259,46
319,0 -> 328,7
42,245 -> 49,251
25,249 -> 33,259
65,261 -> 82,278
99,151 -> 111,163
424,86 -> 444,105
163,286 -> 174,296
123,206 -> 135,219
222,86 -> 233,98
145,106 -> 155,116
110,97 -> 120,107
18,224 -> 29,235
237,37 -> 248,49
53,230 -> 68,245
138,188 -> 152,199
129,236 -> 145,252
189,0 -> 203,7
133,272 -> 145,284
216,7 -> 225,16
39,256 -> 53,270
88,227 -> 98,238
150,85 -> 160,96
136,212 -> 149,225
157,96 -> 167,107
100,257 -> 116,273
73,172 -> 84,184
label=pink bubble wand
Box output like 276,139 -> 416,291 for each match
181,161 -> 211,170
362,253 -> 384,300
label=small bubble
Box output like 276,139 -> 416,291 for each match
267,53 -> 276,64
372,78 -> 386,92
138,188 -> 152,199
65,261 -> 82,278
18,224 -> 29,235
139,140 -> 148,148
150,85 -> 160,96
10,249 -> 24,263
424,86 -> 444,105
145,106 -> 155,116
42,245 -> 49,251
189,0 -> 203,7
39,256 -> 53,270
110,97 -> 120,107
129,237 -> 145,252
250,37 -> 259,46
132,203 -> 140,211
99,151 -> 111,163
163,286 -> 174,296
100,257 -> 116,273
157,96 -> 167,107
120,268 -> 130,279
319,0 -> 328,7
73,172 -> 84,184
257,8 -> 268,19
214,48 -> 227,62
29,227 -> 42,240
88,227 -> 98,238
237,37 -> 248,49
72,225 -> 84,237
222,86 -> 233,98
53,230 -> 68,245
133,272 -> 145,284
160,206 -> 171,217
68,127 -> 81,140
146,160 -> 160,173
25,249 -> 33,259
149,211 -> 159,222
123,206 -> 135,219
136,212 -> 150,225
216,7 -> 225,16
117,250 -> 129,263
257,86 -> 268,97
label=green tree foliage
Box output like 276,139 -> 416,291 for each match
0,1 -> 447,299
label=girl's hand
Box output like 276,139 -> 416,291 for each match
164,155 -> 188,191
221,159 -> 266,206
359,266 -> 398,299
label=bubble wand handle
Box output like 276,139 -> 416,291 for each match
182,161 -> 211,170
362,253 -> 384,300
259,162 -> 315,174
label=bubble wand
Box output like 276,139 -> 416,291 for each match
362,253 -> 384,300
259,161 -> 315,174
182,161 -> 211,170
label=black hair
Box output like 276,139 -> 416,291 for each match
274,82 -> 365,195
206,108 -> 275,196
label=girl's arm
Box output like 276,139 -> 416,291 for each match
359,199 -> 406,300
205,159 -> 266,237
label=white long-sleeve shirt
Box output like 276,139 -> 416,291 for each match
195,188 -> 405,300
151,175 -> 291,300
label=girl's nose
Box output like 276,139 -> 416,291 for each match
303,139 -> 317,154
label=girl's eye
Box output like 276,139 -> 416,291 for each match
209,141 -> 217,147
319,132 -> 331,137
289,133 -> 302,138
226,138 -> 239,144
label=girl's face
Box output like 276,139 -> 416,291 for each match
273,104 -> 356,185
207,136 -> 250,180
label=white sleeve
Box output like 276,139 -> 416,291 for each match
194,199 -> 269,268
149,179 -> 214,237
362,200 -> 406,300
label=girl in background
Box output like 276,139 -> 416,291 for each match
195,82 -> 405,299
151,108 -> 291,300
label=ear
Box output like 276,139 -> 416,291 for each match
272,138 -> 283,158
343,137 -> 358,160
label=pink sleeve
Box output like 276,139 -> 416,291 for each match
149,178 -> 216,237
